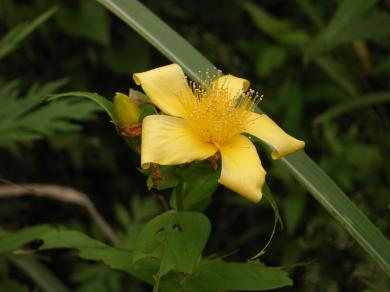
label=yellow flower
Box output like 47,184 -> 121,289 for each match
134,64 -> 305,202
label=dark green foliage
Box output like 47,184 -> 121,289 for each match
0,80 -> 100,149
0,7 -> 57,60
0,0 -> 389,291
0,222 -> 292,291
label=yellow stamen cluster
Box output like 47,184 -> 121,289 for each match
182,74 -> 261,145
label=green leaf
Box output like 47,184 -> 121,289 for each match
181,260 -> 292,291
256,46 -> 287,77
330,12 -> 390,44
133,211 -> 211,277
314,92 -> 390,124
313,56 -> 357,95
240,1 -> 309,45
307,0 -> 390,55
0,225 -> 52,254
47,91 -> 116,124
239,1 -> 358,95
171,161 -> 219,211
97,0 -> 390,276
297,0 -> 325,29
56,0 -> 110,45
0,7 -> 57,60
0,225 -> 157,284
0,81 -> 100,147
327,0 -> 377,35
143,165 -> 180,190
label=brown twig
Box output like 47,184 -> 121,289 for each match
0,181 -> 120,245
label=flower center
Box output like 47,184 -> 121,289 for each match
182,77 -> 260,145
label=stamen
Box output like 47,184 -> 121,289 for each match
180,73 -> 262,145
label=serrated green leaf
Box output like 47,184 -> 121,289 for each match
133,211 -> 211,277
47,91 -> 115,123
0,81 -> 100,147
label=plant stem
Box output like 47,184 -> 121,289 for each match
175,183 -> 184,211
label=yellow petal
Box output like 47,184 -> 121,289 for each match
133,64 -> 193,117
244,112 -> 305,159
217,135 -> 266,202
213,74 -> 250,100
141,115 -> 218,169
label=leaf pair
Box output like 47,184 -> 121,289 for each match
1,220 -> 292,291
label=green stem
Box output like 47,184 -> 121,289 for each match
152,273 -> 160,292
175,183 -> 184,211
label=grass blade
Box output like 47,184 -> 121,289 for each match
97,0 -> 390,276
10,256 -> 71,292
279,152 -> 390,274
314,92 -> 390,124
0,7 -> 57,60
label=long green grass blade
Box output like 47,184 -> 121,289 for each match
97,0 -> 390,276
10,256 -> 71,292
279,152 -> 390,274
0,7 -> 57,60
314,92 -> 390,124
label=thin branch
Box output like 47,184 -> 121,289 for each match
0,181 -> 120,245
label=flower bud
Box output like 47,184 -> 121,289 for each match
113,92 -> 141,126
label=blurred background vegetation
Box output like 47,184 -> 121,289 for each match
0,0 -> 389,291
